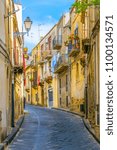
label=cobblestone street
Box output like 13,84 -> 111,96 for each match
8,105 -> 99,150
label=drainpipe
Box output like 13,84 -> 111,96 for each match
85,54 -> 88,119
11,74 -> 15,127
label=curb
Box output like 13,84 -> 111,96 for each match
82,118 -> 100,143
52,107 -> 100,144
52,107 -> 84,117
0,115 -> 24,150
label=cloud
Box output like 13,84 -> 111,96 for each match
24,21 -> 56,52
47,15 -> 53,19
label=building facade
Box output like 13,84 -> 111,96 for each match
0,0 -> 24,142
53,13 -> 71,109
26,1 -> 100,140
83,5 -> 100,139
68,8 -> 85,115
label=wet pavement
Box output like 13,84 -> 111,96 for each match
8,105 -> 100,150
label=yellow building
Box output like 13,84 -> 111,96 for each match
38,25 -> 57,107
13,3 -> 24,124
82,5 -> 100,139
69,7 -> 85,115
0,0 -> 23,142
25,65 -> 32,104
27,0 -> 100,140
53,13 -> 71,109
0,0 -> 13,141
31,47 -> 38,105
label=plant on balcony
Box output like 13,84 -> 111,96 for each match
68,34 -> 74,40
64,40 -> 69,46
72,0 -> 100,14
48,76 -> 52,80
29,77 -> 34,81
74,43 -> 80,50
74,35 -> 80,41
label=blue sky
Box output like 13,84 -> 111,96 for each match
20,0 -> 74,52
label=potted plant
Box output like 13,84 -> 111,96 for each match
64,40 -> 69,46
74,35 -> 79,40
68,34 -> 74,40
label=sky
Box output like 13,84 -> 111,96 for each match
17,0 -> 74,52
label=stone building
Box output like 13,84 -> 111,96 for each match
0,0 -> 23,142
0,0 -> 12,141
83,5 -> 100,140
38,25 -> 57,107
69,7 -> 85,115
53,13 -> 71,109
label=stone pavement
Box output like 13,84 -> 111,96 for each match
8,105 -> 100,150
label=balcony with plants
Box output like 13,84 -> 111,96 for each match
68,34 -> 80,57
38,78 -> 44,86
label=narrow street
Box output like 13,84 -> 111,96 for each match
8,105 -> 99,150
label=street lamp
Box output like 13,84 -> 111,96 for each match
14,17 -> 32,36
24,17 -> 32,35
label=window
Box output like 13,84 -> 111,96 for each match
66,75 -> 68,91
58,28 -> 62,44
76,63 -> 79,81
66,96 -> 68,107
48,36 -> 51,50
45,62 -> 47,73
59,79 -> 61,94
74,27 -> 79,48
49,61 -> 51,71
74,27 -> 78,35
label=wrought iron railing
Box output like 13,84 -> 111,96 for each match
54,54 -> 69,71
53,35 -> 62,49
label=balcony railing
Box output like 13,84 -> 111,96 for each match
25,85 -> 30,92
31,60 -> 37,69
82,38 -> 91,54
39,79 -> 44,86
53,35 -> 62,50
43,51 -> 52,60
14,62 -> 23,74
54,54 -> 69,73
38,57 -> 45,65
68,44 -> 80,57
44,72 -> 52,83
